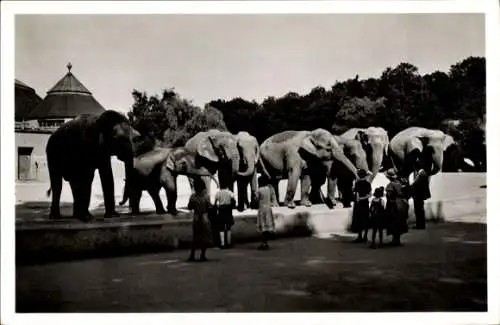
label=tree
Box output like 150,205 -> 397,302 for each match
128,88 -> 226,147
332,96 -> 386,134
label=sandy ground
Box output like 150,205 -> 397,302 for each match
16,222 -> 486,312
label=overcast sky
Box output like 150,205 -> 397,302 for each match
15,14 -> 484,113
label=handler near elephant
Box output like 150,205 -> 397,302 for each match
259,129 -> 359,209
46,110 -> 139,222
389,126 -> 458,178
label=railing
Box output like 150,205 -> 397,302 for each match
15,123 -> 59,132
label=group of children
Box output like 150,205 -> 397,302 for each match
187,162 -> 428,261
351,163 -> 428,249
186,176 -> 276,262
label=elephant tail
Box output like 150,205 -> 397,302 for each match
258,155 -> 272,180
46,188 -> 52,197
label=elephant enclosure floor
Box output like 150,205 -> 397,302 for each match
14,172 -> 486,226
16,222 -> 487,312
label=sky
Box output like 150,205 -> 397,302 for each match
15,14 -> 484,113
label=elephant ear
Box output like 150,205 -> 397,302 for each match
355,130 -> 369,147
166,150 -> 176,171
443,134 -> 455,151
417,135 -> 431,147
96,110 -> 128,138
405,136 -> 425,155
197,135 -> 219,162
300,134 -> 319,156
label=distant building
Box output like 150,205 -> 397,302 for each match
15,63 -> 106,181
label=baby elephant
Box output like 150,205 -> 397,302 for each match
120,146 -> 218,215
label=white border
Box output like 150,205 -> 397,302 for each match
1,1 -> 498,325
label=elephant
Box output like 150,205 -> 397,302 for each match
234,131 -> 259,211
258,129 -> 359,209
184,129 -> 243,197
46,110 -> 139,222
119,146 -> 219,215
389,126 -> 459,178
317,127 -> 390,208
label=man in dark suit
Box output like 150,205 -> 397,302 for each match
411,158 -> 431,229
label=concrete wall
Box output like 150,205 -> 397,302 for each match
15,132 -> 51,181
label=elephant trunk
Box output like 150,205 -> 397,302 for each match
368,142 -> 385,182
184,171 -> 220,188
430,153 -> 443,176
237,146 -> 257,178
124,158 -> 135,185
423,147 -> 443,176
332,147 -> 360,179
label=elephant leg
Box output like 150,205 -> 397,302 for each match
164,173 -> 178,215
249,172 -> 258,209
299,173 -> 312,207
270,180 -> 280,207
338,177 -> 354,208
99,159 -> 119,218
308,183 -> 323,205
284,166 -> 301,209
203,176 -> 212,197
148,187 -> 166,214
48,167 -> 63,219
327,177 -> 338,207
129,188 -> 142,215
69,174 -> 94,222
237,180 -> 247,212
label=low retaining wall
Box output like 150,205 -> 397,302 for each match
16,191 -> 486,265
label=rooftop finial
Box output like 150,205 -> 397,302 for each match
67,62 -> 72,73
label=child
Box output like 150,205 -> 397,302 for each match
214,185 -> 236,249
369,186 -> 386,248
352,169 -> 372,243
187,178 -> 213,262
256,176 -> 276,250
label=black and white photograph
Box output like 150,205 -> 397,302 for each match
1,0 -> 499,324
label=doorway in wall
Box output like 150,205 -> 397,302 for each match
18,147 -> 33,180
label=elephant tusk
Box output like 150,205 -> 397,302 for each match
463,158 -> 475,167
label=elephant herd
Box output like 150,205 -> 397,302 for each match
45,110 -> 476,222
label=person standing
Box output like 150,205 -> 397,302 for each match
384,168 -> 410,246
256,176 -> 276,250
187,178 -> 213,262
369,186 -> 386,248
214,185 -> 236,249
351,169 -> 372,243
411,159 -> 431,230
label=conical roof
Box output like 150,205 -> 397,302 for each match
15,79 -> 43,121
25,63 -> 105,119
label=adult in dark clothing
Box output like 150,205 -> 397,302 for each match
411,159 -> 431,229
351,169 -> 372,243
187,178 -> 213,262
385,168 -> 409,246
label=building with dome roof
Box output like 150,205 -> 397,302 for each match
15,63 -> 106,181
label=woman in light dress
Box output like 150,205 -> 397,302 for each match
256,176 -> 277,250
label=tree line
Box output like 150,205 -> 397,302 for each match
128,56 -> 485,149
